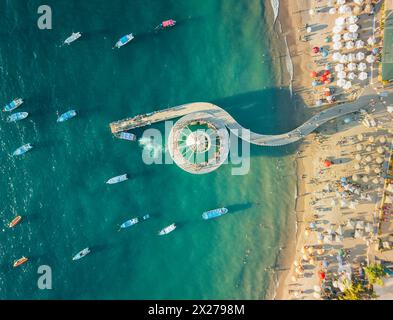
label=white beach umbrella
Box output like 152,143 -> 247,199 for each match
354,162 -> 361,169
352,174 -> 359,181
347,16 -> 359,24
344,81 -> 352,90
333,25 -> 344,34
339,55 -> 349,64
332,52 -> 342,62
333,42 -> 343,50
368,136 -> 375,143
329,8 -> 337,15
355,40 -> 365,49
326,95 -> 333,102
356,144 -> 363,151
349,32 -> 358,40
343,32 -> 352,41
367,37 -> 376,46
388,106 -> 393,113
348,62 -> 357,71
362,176 -> 369,183
307,27 -> 312,33
347,53 -> 356,62
338,71 -> 347,79
358,71 -> 368,80
366,146 -> 372,152
354,0 -> 364,5
348,72 -> 357,80
365,155 -> 372,163
333,34 -> 342,42
337,0 -> 346,5
358,62 -> 367,71
366,55 -> 375,63
345,41 -> 354,50
379,136 -> 386,144
309,9 -> 316,15
356,52 -> 365,61
348,24 -> 359,33
365,165 -> 371,173
339,5 -> 351,14
336,17 -> 346,26
337,79 -> 346,87
374,167 -> 381,174
377,146 -> 384,154
376,157 -> 384,164
335,63 -> 345,72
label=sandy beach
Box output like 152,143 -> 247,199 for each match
273,0 -> 393,300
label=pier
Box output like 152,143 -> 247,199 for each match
110,87 -> 374,147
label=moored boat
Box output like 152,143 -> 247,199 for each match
7,112 -> 29,123
119,218 -> 139,230
13,256 -> 28,268
57,110 -> 77,122
158,223 -> 176,235
64,32 -> 82,45
202,207 -> 228,220
142,214 -> 150,221
3,98 -> 24,112
114,34 -> 134,48
9,216 -> 22,228
106,174 -> 128,184
155,19 -> 176,30
116,132 -> 137,141
12,143 -> 33,156
72,248 -> 90,261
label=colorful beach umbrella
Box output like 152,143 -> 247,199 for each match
310,71 -> 318,78
323,160 -> 332,168
312,46 -> 320,53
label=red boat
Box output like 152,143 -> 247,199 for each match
9,216 -> 22,228
156,19 -> 176,30
13,256 -> 28,268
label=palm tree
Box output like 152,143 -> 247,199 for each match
364,264 -> 387,286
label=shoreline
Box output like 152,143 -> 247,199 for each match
268,0 -> 311,300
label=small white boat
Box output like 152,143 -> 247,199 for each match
116,132 -> 137,141
64,32 -> 82,45
12,143 -> 33,156
106,174 -> 128,184
158,223 -> 176,235
72,248 -> 90,261
7,112 -> 29,122
3,98 -> 24,112
114,34 -> 134,48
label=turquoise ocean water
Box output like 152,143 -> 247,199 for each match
0,0 -> 303,299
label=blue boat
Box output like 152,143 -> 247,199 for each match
57,110 -> 77,123
12,143 -> 33,156
7,112 -> 29,122
119,218 -> 139,230
116,132 -> 137,141
3,98 -> 24,112
202,207 -> 228,220
114,34 -> 134,48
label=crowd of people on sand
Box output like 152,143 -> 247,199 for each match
278,0 -> 393,300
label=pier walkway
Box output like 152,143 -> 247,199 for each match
110,87 -> 375,147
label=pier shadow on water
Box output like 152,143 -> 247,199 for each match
212,88 -> 307,157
